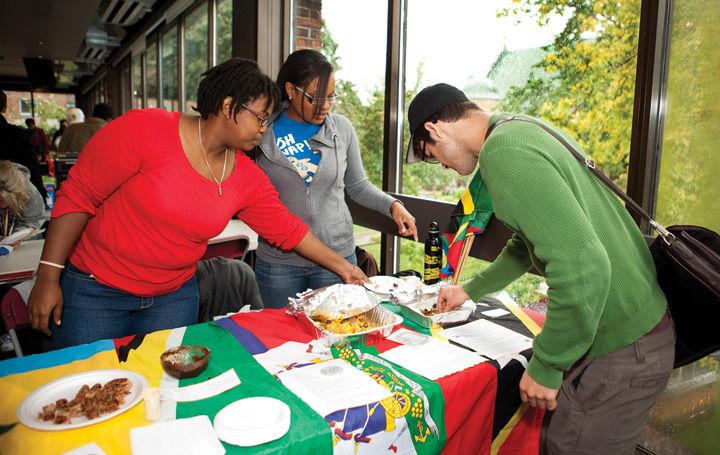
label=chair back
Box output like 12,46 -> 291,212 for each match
1,288 -> 30,330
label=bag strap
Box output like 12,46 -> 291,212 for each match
485,116 -> 673,239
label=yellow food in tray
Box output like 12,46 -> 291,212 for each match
310,310 -> 379,335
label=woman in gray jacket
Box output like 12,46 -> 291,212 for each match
256,50 -> 418,308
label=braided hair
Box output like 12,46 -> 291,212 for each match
194,58 -> 280,120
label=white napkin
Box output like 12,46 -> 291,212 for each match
61,442 -> 107,455
130,415 -> 225,455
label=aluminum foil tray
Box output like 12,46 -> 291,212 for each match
299,304 -> 403,347
400,299 -> 474,328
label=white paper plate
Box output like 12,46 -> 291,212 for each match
0,228 -> 33,245
364,276 -> 409,296
17,369 -> 148,431
214,396 -> 291,447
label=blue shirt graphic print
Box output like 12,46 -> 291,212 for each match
273,111 -> 322,186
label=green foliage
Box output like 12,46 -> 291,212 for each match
34,95 -> 68,137
655,1 -> 720,233
498,0 -> 642,190
321,19 -> 342,71
183,4 -> 209,110
216,0 -> 233,63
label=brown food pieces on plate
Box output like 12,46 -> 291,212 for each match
36,377 -> 133,424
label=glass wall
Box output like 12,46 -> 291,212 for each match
146,36 -> 158,108
638,1 -> 720,453
309,0 -> 641,300
313,0 -> 389,266
183,1 -> 209,113
132,54 -> 143,110
114,0 -> 230,115
161,24 -> 179,111
215,0 -> 232,63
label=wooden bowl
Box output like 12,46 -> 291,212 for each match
160,345 -> 211,379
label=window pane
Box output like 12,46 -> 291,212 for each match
132,55 -> 143,109
640,1 -> 720,453
320,0 -> 387,189
162,25 -> 179,111
147,37 -> 158,108
216,0 -> 232,63
403,0 -> 639,196
20,99 -> 35,116
310,0 -> 388,253
184,2 -> 208,113
400,0 -> 640,292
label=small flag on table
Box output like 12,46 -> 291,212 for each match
440,172 -> 494,280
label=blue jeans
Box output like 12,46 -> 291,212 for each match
45,262 -> 199,351
255,253 -> 358,309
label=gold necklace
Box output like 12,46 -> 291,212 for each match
198,116 -> 227,196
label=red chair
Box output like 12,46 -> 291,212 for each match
1,288 -> 30,357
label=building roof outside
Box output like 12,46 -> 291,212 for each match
486,46 -> 552,97
463,76 -> 501,101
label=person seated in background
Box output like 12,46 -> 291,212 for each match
27,57 -> 368,352
58,103 -> 114,156
0,160 -> 45,247
66,107 -> 85,126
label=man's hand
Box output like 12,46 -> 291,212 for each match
519,371 -> 559,410
437,285 -> 470,313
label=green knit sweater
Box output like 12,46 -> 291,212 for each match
463,114 -> 667,389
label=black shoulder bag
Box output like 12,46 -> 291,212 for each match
486,116 -> 720,368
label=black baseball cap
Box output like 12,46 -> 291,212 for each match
405,83 -> 469,163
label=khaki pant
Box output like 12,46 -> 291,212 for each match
541,316 -> 675,455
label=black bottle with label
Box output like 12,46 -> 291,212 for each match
424,221 -> 442,284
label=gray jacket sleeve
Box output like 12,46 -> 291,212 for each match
13,164 -> 46,231
338,116 -> 396,216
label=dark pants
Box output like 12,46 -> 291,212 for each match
541,311 -> 675,455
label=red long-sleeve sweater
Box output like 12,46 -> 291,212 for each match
53,108 -> 308,296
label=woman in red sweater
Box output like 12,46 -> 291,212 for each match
28,58 -> 368,351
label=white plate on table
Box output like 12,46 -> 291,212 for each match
364,275 -> 409,296
17,369 -> 148,430
214,396 -> 291,446
1,228 -> 33,245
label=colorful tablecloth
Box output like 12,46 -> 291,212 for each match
0,297 -> 544,455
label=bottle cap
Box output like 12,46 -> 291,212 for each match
429,221 -> 439,233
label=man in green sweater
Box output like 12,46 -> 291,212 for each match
406,83 -> 674,454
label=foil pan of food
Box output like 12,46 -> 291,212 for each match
400,298 -> 475,329
290,284 -> 401,346
287,283 -> 381,318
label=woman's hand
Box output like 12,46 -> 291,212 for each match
293,231 -> 370,285
391,201 -> 418,241
27,275 -> 65,336
437,285 -> 471,313
343,265 -> 370,286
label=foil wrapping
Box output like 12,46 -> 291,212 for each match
289,284 -> 401,347
388,280 -> 447,306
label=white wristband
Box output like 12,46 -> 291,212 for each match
39,260 -> 65,269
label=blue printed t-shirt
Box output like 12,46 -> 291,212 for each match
273,111 -> 322,186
